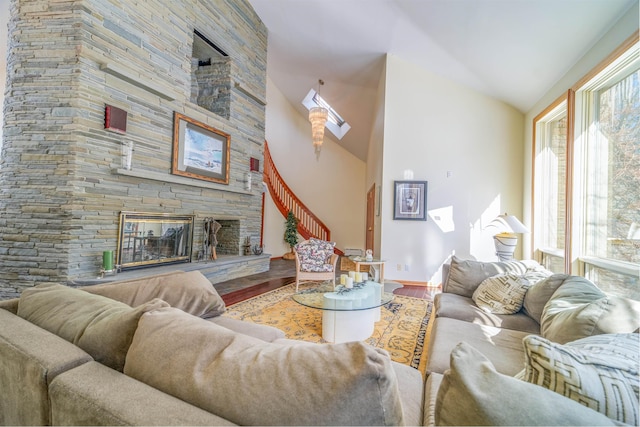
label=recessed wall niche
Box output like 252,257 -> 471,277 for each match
191,30 -> 231,119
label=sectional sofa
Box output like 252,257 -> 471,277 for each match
424,256 -> 640,426
0,259 -> 638,426
0,270 -> 423,426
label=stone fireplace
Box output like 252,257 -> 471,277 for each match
0,0 -> 268,299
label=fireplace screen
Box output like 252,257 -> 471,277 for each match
116,212 -> 195,270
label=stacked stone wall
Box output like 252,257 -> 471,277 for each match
0,0 -> 267,298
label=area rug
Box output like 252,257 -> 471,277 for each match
224,281 -> 433,375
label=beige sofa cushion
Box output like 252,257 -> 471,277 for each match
520,334 -> 639,425
125,307 -> 404,426
391,362 -> 424,426
444,256 -> 539,298
541,276 -> 640,344
423,372 -> 443,427
0,298 -> 19,314
207,315 -> 285,342
50,362 -> 235,426
83,270 -> 226,318
434,293 -> 540,333
18,284 -> 168,371
0,309 -> 93,426
426,317 -> 529,376
435,342 -> 617,426
522,273 -> 568,323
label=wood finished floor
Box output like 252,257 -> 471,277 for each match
218,258 -> 438,306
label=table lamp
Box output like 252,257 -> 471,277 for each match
489,213 -> 529,261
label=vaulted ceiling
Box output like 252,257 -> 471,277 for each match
249,0 -> 637,160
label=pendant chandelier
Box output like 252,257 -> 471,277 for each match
309,79 -> 328,153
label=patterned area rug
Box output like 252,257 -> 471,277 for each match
224,282 -> 433,375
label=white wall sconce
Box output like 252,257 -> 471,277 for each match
245,171 -> 252,191
121,141 -> 134,170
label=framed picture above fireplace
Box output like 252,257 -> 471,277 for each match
172,112 -> 230,184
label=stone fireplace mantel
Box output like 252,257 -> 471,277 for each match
115,168 -> 254,195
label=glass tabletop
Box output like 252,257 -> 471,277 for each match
349,256 -> 385,263
292,281 -> 394,311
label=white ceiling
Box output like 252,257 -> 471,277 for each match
248,0 -> 637,160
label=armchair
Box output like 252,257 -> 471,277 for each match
293,238 -> 338,292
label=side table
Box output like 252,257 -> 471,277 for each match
350,257 -> 385,284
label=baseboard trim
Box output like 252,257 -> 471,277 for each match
393,280 -> 428,287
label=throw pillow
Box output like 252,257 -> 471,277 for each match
541,276 -> 640,343
83,270 -> 226,318
435,342 -> 617,426
124,307 -> 404,426
522,273 -> 569,323
520,334 -> 639,425
444,256 -> 541,298
17,284 -> 168,371
472,270 -> 550,314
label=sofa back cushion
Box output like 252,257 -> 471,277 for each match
522,273 -> 569,323
17,284 -> 168,371
0,309 -> 93,426
444,256 -> 540,298
541,276 -> 640,344
83,270 -> 226,318
435,342 -> 617,426
125,307 -> 404,426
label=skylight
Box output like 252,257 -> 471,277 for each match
302,89 -> 351,140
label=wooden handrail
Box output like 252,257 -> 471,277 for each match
263,141 -> 344,255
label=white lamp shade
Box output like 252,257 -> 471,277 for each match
489,213 -> 529,234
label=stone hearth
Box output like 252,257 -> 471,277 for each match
73,253 -> 271,287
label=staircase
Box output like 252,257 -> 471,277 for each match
263,141 -> 343,255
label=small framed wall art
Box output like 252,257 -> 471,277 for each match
172,112 -> 230,184
393,180 -> 428,220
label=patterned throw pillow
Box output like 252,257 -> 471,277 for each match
472,270 -> 549,314
520,333 -> 639,425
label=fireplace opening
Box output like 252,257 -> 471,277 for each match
116,212 -> 195,270
214,219 -> 240,255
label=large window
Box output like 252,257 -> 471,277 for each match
575,50 -> 640,299
533,36 -> 639,300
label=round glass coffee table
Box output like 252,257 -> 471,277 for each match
292,281 -> 394,343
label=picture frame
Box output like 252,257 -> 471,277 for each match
393,180 -> 427,220
172,112 -> 230,184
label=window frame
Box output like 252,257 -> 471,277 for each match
531,31 -> 640,293
531,94 -> 571,273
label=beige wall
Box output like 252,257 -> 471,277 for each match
521,2 -> 639,259
381,55 -> 525,284
262,78 -> 366,257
